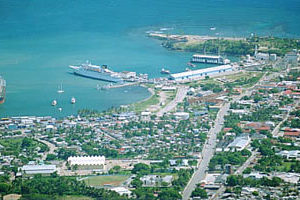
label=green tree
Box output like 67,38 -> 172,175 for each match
0,183 -> 10,194
226,175 -> 242,186
191,187 -> 208,198
132,163 -> 150,175
158,188 -> 181,200
109,165 -> 121,174
131,178 -> 143,188
46,154 -> 56,161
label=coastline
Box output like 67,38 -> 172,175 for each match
130,84 -> 155,109
148,32 -> 300,56
148,33 -> 246,44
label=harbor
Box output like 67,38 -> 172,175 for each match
0,1 -> 299,119
0,0 -> 300,199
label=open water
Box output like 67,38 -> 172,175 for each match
0,0 -> 300,117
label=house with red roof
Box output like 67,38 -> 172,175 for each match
284,128 -> 300,138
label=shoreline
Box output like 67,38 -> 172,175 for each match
148,33 -> 246,44
131,84 -> 155,106
148,32 -> 300,57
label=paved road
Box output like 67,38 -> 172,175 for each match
210,71 -> 291,199
183,71 -> 272,200
157,86 -> 188,117
235,151 -> 259,174
272,100 -> 299,137
35,137 -> 57,160
182,83 -> 255,200
182,102 -> 230,200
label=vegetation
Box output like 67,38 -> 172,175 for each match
226,175 -> 283,187
130,168 -> 193,200
209,150 -> 251,171
224,73 -> 263,89
132,163 -> 151,175
201,83 -> 223,93
83,175 -> 129,187
171,169 -> 194,190
132,91 -> 159,112
162,36 -> 300,56
191,187 -> 208,198
0,138 -> 49,164
0,175 -> 127,200
164,39 -> 254,55
285,70 -> 300,81
251,138 -> 300,173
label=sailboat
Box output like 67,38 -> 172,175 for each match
57,83 -> 64,93
51,100 -> 57,106
71,97 -> 76,104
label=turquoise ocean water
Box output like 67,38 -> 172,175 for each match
0,0 -> 300,117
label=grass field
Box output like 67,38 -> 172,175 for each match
275,162 -> 293,172
58,195 -> 94,200
83,175 -> 129,187
133,92 -> 160,112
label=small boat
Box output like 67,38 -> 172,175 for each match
185,67 -> 191,72
187,62 -> 196,67
161,68 -> 171,74
58,107 -> 62,112
51,100 -> 57,106
210,27 -> 216,31
57,84 -> 64,93
96,84 -> 101,90
71,97 -> 76,104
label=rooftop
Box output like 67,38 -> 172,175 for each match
193,54 -> 222,59
170,65 -> 232,79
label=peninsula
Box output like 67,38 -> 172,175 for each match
149,33 -> 300,56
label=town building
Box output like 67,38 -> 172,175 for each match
255,52 -> 269,60
173,112 -> 190,120
191,54 -> 230,64
20,164 -> 57,176
67,156 -> 105,166
285,50 -> 298,64
169,65 -> 233,81
269,53 -> 277,61
140,175 -> 173,187
110,187 -> 132,196
227,135 -> 250,151
276,150 -> 300,159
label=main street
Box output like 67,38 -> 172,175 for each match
182,102 -> 230,200
210,69 -> 288,199
183,68 -> 273,200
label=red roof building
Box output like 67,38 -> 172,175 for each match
284,128 -> 300,138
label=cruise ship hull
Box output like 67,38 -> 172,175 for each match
73,68 -> 123,83
0,77 -> 5,104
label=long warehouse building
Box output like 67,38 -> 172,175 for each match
169,65 -> 233,81
67,156 -> 105,166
